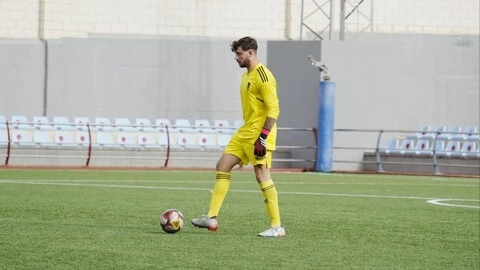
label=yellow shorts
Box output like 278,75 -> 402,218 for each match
224,135 -> 272,168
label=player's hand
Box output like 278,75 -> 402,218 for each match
254,128 -> 270,159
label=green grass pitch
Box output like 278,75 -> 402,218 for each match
0,169 -> 479,269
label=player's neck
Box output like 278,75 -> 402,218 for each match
247,59 -> 259,73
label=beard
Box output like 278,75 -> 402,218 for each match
237,61 -> 247,68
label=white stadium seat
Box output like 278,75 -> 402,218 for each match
117,132 -> 138,148
96,131 -> 119,148
53,116 -> 75,130
197,133 -> 217,148
10,130 -> 35,147
177,133 -> 197,147
95,117 -> 115,131
135,118 -> 156,132
194,119 -> 215,133
74,117 -> 91,131
213,120 -> 234,134
11,115 -> 33,130
0,128 -> 8,146
137,132 -> 162,148
75,131 -> 90,147
217,134 -> 232,148
406,125 -> 431,140
115,118 -> 136,131
33,116 -> 54,130
174,119 -> 195,133
379,138 -> 400,155
33,130 -> 56,147
155,118 -> 175,133
54,131 -> 76,147
389,139 -> 414,156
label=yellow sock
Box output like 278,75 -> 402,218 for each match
259,179 -> 281,227
207,172 -> 231,218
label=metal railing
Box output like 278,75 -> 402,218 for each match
333,128 -> 480,175
0,120 -> 317,169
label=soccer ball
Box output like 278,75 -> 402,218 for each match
160,209 -> 184,234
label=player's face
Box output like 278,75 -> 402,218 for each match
234,48 -> 252,68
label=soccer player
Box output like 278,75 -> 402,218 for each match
191,36 -> 285,237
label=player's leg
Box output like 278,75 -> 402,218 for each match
191,136 -> 247,231
246,146 -> 285,237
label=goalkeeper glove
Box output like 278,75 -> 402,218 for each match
254,128 -> 270,158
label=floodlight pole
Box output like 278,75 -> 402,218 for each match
308,55 -> 335,172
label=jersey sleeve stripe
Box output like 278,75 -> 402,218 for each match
257,66 -> 269,82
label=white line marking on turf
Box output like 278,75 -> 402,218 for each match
0,179 -> 477,187
0,180 -> 476,202
426,199 -> 480,209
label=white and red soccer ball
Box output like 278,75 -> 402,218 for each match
160,209 -> 184,234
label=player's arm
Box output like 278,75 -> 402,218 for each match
254,75 -> 280,157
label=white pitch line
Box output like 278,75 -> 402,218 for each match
0,180 -> 477,202
0,179 -> 477,188
426,199 -> 480,209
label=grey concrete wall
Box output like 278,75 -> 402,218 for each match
0,40 -> 45,117
267,40 -> 322,169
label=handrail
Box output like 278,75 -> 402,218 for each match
0,122 -> 317,169
334,128 -> 480,175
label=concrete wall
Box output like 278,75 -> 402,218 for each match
0,0 -> 478,39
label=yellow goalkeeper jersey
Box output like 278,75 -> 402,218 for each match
235,63 -> 280,150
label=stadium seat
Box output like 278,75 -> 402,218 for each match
454,141 -> 477,159
379,138 -> 400,155
53,116 -> 75,130
437,140 -> 461,158
197,133 -> 217,148
155,118 -> 175,133
406,125 -> 431,140
177,133 -> 197,148
117,132 -> 138,148
157,132 -> 170,147
115,118 -> 136,131
438,125 -> 462,141
0,115 -> 6,124
214,120 -> 234,134
96,131 -> 119,148
194,119 -> 215,133
75,131 -> 90,147
11,115 -> 33,130
174,119 -> 195,133
389,139 -> 415,156
466,134 -> 480,142
413,139 -> 431,157
0,128 -> 8,146
33,116 -> 54,130
234,120 -> 244,129
74,117 -> 91,131
95,117 -> 115,131
10,130 -> 35,147
426,125 -> 448,140
54,131 -> 76,147
453,126 -> 479,140
137,132 -> 162,148
135,118 -> 155,132
33,130 -> 56,147
217,134 -> 232,148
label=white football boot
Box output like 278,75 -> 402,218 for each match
191,215 -> 218,232
257,226 -> 286,237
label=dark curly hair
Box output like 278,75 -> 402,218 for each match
230,36 -> 258,52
